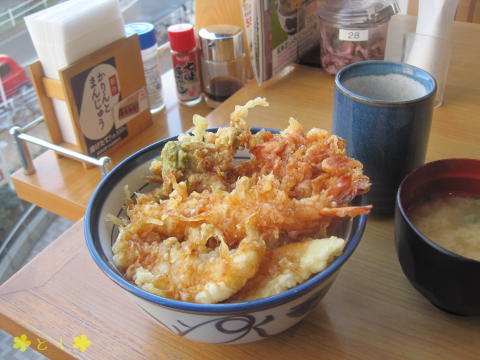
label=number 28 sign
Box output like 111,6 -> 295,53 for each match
339,28 -> 369,42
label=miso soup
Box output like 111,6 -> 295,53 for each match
409,193 -> 480,261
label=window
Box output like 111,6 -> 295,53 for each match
0,0 -> 195,279
0,63 -> 11,79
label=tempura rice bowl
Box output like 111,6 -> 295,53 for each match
85,128 -> 368,343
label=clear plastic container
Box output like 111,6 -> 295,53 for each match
318,0 -> 399,75
125,22 -> 165,113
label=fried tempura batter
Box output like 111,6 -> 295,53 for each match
113,217 -> 265,304
112,98 -> 372,303
126,174 -> 370,247
237,118 -> 370,203
148,98 -> 269,196
230,236 -> 345,302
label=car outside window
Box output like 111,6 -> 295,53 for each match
0,63 -> 11,79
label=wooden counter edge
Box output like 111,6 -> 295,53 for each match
0,221 -> 83,359
0,312 -> 77,360
11,168 -> 84,222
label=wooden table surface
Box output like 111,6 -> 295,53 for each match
2,16 -> 480,360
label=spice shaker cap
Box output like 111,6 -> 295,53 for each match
168,23 -> 196,53
318,0 -> 400,28
199,24 -> 244,62
125,22 -> 157,50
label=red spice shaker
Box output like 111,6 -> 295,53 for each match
167,24 -> 202,106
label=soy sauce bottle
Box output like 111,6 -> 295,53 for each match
198,25 -> 247,108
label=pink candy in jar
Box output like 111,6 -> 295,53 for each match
318,0 -> 399,75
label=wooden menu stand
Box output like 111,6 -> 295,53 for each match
29,61 -> 72,150
28,35 -> 152,168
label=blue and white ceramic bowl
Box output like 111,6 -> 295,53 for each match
85,128 -> 368,344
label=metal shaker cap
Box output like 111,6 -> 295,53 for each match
199,24 -> 244,62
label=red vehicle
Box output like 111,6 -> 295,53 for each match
0,55 -> 31,102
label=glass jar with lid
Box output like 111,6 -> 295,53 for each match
199,25 -> 247,108
318,0 -> 399,75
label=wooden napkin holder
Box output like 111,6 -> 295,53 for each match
28,35 -> 152,168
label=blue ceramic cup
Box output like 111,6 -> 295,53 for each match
332,61 -> 436,215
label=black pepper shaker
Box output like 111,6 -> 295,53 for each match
198,24 -> 247,108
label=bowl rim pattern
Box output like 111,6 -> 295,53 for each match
85,127 -> 368,314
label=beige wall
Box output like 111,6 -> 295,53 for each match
408,0 -> 480,23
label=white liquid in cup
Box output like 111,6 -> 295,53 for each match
342,74 -> 427,101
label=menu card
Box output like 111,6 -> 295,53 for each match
242,0 -> 320,84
